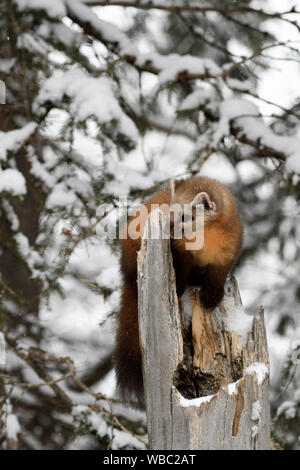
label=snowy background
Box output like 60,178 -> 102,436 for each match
0,0 -> 299,449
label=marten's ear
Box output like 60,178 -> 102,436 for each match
170,178 -> 184,200
191,192 -> 215,211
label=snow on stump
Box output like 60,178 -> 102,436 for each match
138,210 -> 271,450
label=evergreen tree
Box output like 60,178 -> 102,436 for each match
0,0 -> 299,449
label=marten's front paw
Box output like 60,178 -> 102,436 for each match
201,287 -> 224,310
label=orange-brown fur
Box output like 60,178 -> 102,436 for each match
115,177 -> 243,403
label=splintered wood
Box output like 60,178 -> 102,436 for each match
176,280 -> 245,399
138,210 -> 271,450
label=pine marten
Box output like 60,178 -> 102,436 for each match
115,177 -> 243,404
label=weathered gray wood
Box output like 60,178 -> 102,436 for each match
138,209 -> 184,450
138,210 -> 271,450
6,437 -> 18,450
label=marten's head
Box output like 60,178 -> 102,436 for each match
168,177 -> 227,251
170,177 -> 224,229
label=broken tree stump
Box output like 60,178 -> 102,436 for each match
137,210 -> 271,450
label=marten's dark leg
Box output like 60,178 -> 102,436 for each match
187,264 -> 206,287
115,279 -> 144,405
200,263 -> 230,310
171,241 -> 193,298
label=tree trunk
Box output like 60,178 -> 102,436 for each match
138,210 -> 271,450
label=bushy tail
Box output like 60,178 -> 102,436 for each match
114,280 -> 144,406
